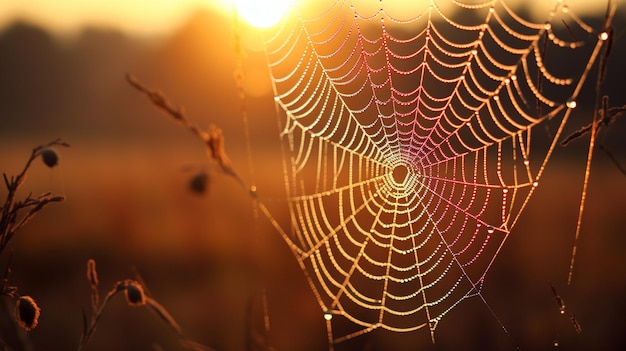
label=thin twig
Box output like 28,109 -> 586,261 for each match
78,260 -> 215,351
77,282 -> 125,351
549,283 -> 583,335
1,139 -> 69,255
599,144 -> 626,175
560,102 -> 625,146
566,3 -> 617,286
125,74 -> 246,188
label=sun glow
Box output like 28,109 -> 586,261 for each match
232,0 -> 295,28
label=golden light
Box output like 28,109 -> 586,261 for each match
233,0 -> 295,28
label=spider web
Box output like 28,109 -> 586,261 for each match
259,0 -> 609,346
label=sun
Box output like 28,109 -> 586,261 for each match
232,0 -> 294,28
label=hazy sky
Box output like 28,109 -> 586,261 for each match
0,0 -> 613,38
0,0 -> 230,37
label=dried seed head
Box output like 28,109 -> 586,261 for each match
124,280 -> 146,307
16,296 -> 41,332
41,148 -> 58,168
189,171 -> 209,194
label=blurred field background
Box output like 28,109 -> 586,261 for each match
1,1 -> 626,350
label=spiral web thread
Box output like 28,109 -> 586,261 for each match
258,0 -> 609,346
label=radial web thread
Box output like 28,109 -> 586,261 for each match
260,0 -> 610,346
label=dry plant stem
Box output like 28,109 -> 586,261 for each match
0,256 -> 31,350
567,3 -> 616,286
549,283 -> 583,336
79,260 -> 214,351
145,297 -> 182,336
0,139 -> 68,350
1,254 -> 16,298
78,283 -> 124,351
125,74 -> 247,188
560,102 -> 625,146
599,144 -> 626,175
245,289 -> 274,351
0,139 -> 69,255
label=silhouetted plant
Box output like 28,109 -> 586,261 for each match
0,139 -> 69,256
78,259 -> 214,351
0,139 -> 68,348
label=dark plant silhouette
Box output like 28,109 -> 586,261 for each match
78,259 -> 215,351
0,139 -> 68,349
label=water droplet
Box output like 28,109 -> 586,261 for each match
599,32 -> 609,41
510,75 -> 517,81
566,99 -> 577,109
544,23 -> 551,30
324,310 -> 333,320
487,226 -> 495,234
471,49 -> 477,56
523,159 -> 530,166
533,181 -> 539,187
503,188 -> 509,194
562,5 -> 569,13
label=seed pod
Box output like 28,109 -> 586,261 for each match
124,280 -> 146,307
41,148 -> 58,168
15,296 -> 41,331
189,171 -> 209,194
